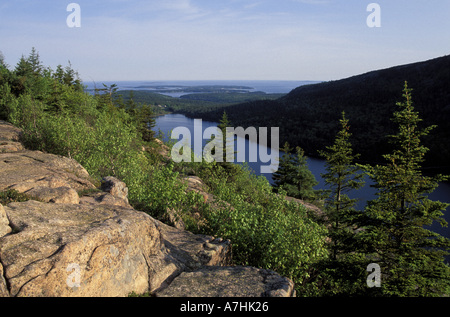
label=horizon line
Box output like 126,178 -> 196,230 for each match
81,79 -> 323,83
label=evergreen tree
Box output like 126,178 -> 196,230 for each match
217,111 -> 233,163
217,111 -> 231,132
125,90 -> 137,113
95,83 -> 121,111
273,142 -> 318,201
12,48 -> 48,99
13,55 -> 33,95
311,112 -> 369,296
53,62 -> 83,91
0,54 -> 12,120
318,112 -> 365,260
272,142 -> 294,189
121,91 -> 156,143
136,103 -> 156,143
357,83 -> 450,296
27,47 -> 43,75
0,51 -> 12,92
14,48 -> 43,80
217,111 -> 232,156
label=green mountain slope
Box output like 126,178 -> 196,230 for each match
118,89 -> 285,117
197,55 -> 450,172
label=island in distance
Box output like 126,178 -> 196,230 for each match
132,84 -> 256,94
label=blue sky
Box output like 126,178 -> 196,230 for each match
0,0 -> 449,81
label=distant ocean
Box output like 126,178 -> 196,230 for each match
83,80 -> 321,96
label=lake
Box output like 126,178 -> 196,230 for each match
154,113 -> 450,241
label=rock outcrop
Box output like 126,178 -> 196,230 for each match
0,121 -> 24,154
157,266 -> 296,297
0,120 -> 295,297
0,204 -> 11,238
101,176 -> 130,206
2,200 -> 160,297
0,149 -> 95,197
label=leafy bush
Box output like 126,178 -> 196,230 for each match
193,162 -> 328,294
129,161 -> 205,222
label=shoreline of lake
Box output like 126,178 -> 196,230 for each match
153,113 -> 450,242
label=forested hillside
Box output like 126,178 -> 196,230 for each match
194,55 -> 450,173
118,89 -> 285,117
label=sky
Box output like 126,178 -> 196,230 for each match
0,0 -> 449,82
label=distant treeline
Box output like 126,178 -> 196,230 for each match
119,89 -> 285,117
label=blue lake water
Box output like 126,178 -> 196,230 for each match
154,113 -> 450,242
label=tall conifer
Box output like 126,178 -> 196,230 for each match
319,112 -> 365,260
273,142 -> 318,201
358,83 -> 450,296
311,112 -> 368,296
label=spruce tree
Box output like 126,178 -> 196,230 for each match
319,112 -> 365,260
273,142 -> 295,189
27,47 -> 43,75
12,48 -> 48,100
216,111 -> 236,171
273,142 -> 318,201
217,111 -> 232,160
358,83 -> 450,296
310,112 -> 369,296
95,83 -> 121,111
136,104 -> 156,143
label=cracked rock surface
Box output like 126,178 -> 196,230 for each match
156,266 -> 296,297
1,200 -> 160,297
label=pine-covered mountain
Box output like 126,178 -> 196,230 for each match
193,55 -> 450,173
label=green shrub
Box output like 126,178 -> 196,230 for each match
195,163 -> 328,293
129,161 -> 205,222
0,189 -> 31,205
